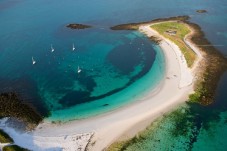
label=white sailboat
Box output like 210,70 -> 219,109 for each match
72,43 -> 75,51
77,66 -> 81,73
32,57 -> 36,65
51,44 -> 54,52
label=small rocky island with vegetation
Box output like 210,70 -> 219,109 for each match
66,23 -> 92,29
196,10 -> 207,13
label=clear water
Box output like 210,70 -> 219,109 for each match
0,0 -> 167,120
1,0 -> 227,150
118,104 -> 227,151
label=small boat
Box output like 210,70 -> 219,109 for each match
72,43 -> 75,51
51,44 -> 54,52
77,66 -> 81,73
32,57 -> 36,65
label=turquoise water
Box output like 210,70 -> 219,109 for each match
1,0 -> 227,150
117,104 -> 227,151
49,44 -> 165,121
0,0 -> 167,120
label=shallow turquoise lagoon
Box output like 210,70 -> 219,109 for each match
0,0 -> 167,120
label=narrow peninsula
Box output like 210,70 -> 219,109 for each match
107,16 -> 227,150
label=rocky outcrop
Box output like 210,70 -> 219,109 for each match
66,23 -> 91,29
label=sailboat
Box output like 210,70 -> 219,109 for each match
32,57 -> 36,65
72,43 -> 75,51
51,44 -> 54,52
77,66 -> 81,73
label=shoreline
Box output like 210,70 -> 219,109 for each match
0,19 -> 203,151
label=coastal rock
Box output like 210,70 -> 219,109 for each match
66,23 -> 91,29
149,36 -> 161,44
196,10 -> 207,13
0,92 -> 43,127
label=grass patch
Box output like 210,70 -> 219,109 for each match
151,22 -> 196,67
189,81 -> 208,104
0,129 -> 13,143
2,145 -> 29,151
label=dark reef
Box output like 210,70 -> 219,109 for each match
0,92 -> 43,127
186,21 -> 227,105
66,23 -> 91,29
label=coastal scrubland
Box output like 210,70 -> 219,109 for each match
151,22 -> 196,67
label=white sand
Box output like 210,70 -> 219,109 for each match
0,22 -> 202,151
0,118 -> 93,151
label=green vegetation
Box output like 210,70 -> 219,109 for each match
2,145 -> 29,151
107,100 -> 224,151
187,22 -> 227,105
111,16 -> 227,105
110,16 -> 190,30
151,22 -> 196,67
189,81 -> 208,104
0,129 -> 13,143
107,107 -> 194,151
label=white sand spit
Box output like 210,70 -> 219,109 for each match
0,118 -> 93,151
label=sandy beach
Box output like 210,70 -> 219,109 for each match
0,22 -> 202,151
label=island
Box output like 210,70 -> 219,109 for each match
0,16 -> 226,151
66,23 -> 92,29
196,10 -> 207,13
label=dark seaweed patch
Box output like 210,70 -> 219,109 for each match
0,92 -> 43,126
0,76 -> 49,117
78,74 -> 97,92
59,91 -> 90,107
107,39 -> 144,74
106,37 -> 155,75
